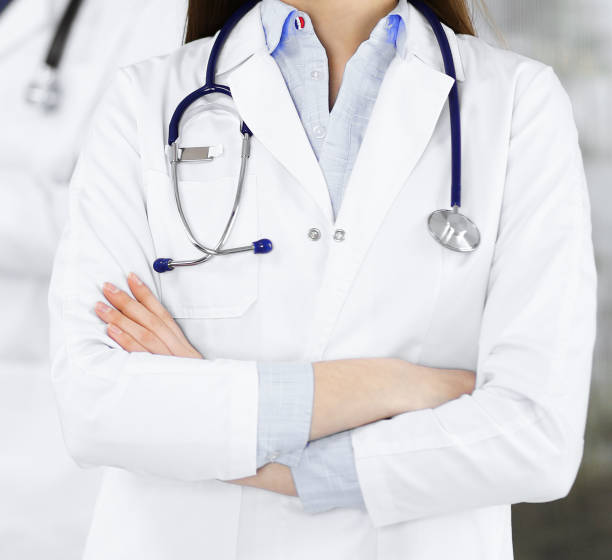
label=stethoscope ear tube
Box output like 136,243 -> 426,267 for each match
153,239 -> 273,274
154,124 -> 273,273
153,236 -> 273,273
153,259 -> 174,273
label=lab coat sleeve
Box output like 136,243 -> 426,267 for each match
349,65 -> 598,528
48,67 -> 259,483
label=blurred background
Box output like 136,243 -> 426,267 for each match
475,1 -> 612,558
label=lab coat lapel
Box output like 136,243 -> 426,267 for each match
217,0 -> 460,358
336,53 -> 455,236
217,0 -> 460,234
304,53 -> 456,359
209,2 -> 333,222
226,49 -> 333,224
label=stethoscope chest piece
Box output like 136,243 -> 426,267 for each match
428,206 -> 481,252
25,65 -> 61,112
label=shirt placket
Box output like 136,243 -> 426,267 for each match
319,16 -> 400,219
288,10 -> 330,162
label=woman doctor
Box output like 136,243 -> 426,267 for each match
48,0 -> 597,559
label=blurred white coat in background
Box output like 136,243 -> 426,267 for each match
0,0 -> 187,558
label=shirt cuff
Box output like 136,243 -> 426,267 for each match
256,361 -> 314,469
290,429 -> 367,513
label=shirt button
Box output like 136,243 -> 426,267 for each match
333,229 -> 346,242
308,227 -> 321,241
310,69 -> 321,80
312,124 -> 326,139
268,451 -> 280,461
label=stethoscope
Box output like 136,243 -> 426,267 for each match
153,0 -> 480,274
23,0 -> 85,111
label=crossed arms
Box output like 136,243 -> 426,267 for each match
92,273 -> 475,499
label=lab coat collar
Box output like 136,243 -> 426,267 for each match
215,0 -> 465,81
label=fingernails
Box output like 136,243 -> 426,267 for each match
108,325 -> 122,335
129,272 -> 143,286
95,301 -> 111,314
104,282 -> 119,294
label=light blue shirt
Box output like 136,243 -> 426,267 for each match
256,0 -> 407,513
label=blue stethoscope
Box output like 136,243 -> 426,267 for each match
153,0 -> 480,274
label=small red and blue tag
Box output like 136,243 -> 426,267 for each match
294,15 -> 305,30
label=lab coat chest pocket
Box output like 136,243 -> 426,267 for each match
144,168 -> 259,319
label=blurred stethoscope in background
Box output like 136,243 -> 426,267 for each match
20,0 -> 85,111
153,0 -> 481,274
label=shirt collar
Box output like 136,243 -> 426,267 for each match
260,0 -> 409,56
214,0 -> 465,82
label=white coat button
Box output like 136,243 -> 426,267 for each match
310,69 -> 321,80
312,124 -> 326,139
333,229 -> 346,242
308,227 -> 321,240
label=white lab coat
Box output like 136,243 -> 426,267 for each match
0,0 -> 185,558
48,2 -> 597,559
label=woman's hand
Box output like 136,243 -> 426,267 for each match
94,272 -> 202,359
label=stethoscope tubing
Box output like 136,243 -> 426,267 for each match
167,131 -> 253,268
45,0 -> 85,69
154,0 -> 480,273
205,0 -> 260,88
409,0 -> 462,208
168,0 -> 259,146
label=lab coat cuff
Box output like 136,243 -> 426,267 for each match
125,353 -> 259,479
255,361 -> 314,469
291,429 -> 367,513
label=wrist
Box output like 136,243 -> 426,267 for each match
384,359 -> 431,414
259,462 -> 298,497
402,364 -> 476,412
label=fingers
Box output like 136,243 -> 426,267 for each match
106,323 -> 148,353
95,300 -> 172,355
101,281 -> 181,351
97,277 -> 202,359
126,273 -> 190,343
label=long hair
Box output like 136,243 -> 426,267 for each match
185,0 -> 478,44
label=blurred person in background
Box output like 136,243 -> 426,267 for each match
0,0 -> 186,558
